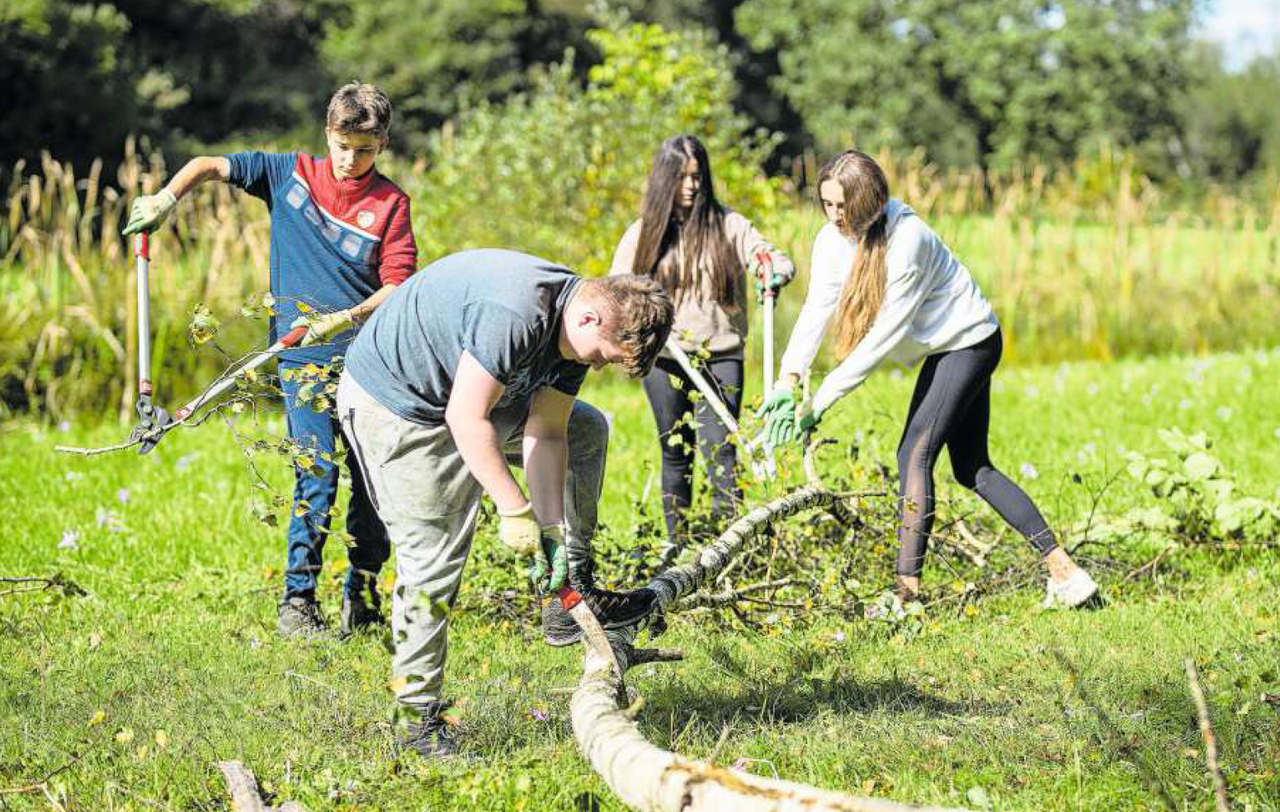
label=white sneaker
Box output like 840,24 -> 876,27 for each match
1042,568 -> 1099,608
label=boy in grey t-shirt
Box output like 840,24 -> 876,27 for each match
338,249 -> 673,758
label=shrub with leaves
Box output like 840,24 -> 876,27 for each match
398,13 -> 782,275
1087,428 -> 1279,547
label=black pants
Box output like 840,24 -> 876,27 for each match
895,328 -> 1057,577
642,355 -> 744,540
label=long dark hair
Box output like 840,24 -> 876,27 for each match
630,135 -> 739,306
819,150 -> 891,359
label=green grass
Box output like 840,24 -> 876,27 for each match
1,349 -> 1278,811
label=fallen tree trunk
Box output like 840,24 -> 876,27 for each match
570,486 -> 979,812
217,761 -> 309,812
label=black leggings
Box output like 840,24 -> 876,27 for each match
642,355 -> 744,540
895,329 -> 1057,577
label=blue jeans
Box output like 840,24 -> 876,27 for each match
280,360 -> 390,599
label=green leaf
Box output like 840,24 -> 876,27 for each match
1183,451 -> 1219,481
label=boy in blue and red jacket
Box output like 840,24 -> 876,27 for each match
124,83 -> 418,636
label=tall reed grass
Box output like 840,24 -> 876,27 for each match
2,141 -> 1277,418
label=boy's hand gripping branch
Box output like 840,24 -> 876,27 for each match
292,309 -> 356,346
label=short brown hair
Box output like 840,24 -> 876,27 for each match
581,275 -> 674,378
326,82 -> 393,140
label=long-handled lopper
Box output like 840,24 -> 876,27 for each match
755,249 -> 780,475
663,338 -> 775,481
129,233 -> 169,453
56,234 -> 308,457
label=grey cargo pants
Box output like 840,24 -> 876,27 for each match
336,371 -> 608,709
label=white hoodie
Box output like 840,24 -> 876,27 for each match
779,199 -> 999,414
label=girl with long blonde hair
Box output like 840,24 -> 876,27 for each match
762,149 -> 1097,608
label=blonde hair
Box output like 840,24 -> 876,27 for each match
580,275 -> 674,378
820,150 -> 891,359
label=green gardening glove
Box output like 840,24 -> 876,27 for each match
755,383 -> 796,420
765,403 -> 796,448
121,190 -> 178,236
754,272 -> 788,304
528,525 -> 569,594
765,399 -> 823,446
791,403 -> 824,445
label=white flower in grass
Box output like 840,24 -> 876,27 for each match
1024,385 -> 1040,399
175,454 -> 197,472
58,421 -> 71,433
1020,463 -> 1039,480
58,530 -> 80,550
833,631 -> 846,643
1215,406 -> 1233,421
64,471 -> 84,481
116,488 -> 131,504
1178,399 -> 1192,410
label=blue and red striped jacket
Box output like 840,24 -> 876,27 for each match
227,151 -> 417,365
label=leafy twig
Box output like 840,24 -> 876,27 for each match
1185,658 -> 1231,812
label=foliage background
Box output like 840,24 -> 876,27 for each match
3,0 -> 1280,184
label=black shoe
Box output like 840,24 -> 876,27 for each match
397,700 -> 458,759
277,595 -> 327,637
541,576 -> 658,645
340,581 -> 386,636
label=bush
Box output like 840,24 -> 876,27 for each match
398,15 -> 784,275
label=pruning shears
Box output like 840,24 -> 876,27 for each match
755,249 -> 779,474
664,338 -> 775,481
129,233 -> 170,454
57,234 -> 307,457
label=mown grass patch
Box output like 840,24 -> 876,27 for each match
1,349 -> 1278,810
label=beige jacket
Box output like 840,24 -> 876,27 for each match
609,211 -> 794,357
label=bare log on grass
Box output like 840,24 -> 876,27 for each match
217,761 -> 309,812
570,485 -> 979,812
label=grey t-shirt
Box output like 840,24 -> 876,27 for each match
344,249 -> 588,425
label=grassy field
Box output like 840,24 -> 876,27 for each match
1,347 -> 1278,811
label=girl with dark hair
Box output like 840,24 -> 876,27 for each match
762,149 -> 1097,609
611,134 -> 795,550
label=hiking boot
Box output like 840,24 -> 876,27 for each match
277,595 -> 327,637
397,700 -> 459,759
542,563 -> 658,646
1042,567 -> 1099,609
340,584 -> 386,636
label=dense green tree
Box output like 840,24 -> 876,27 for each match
1176,43 -> 1280,182
319,0 -> 591,151
736,0 -> 1197,176
0,0 -> 334,172
1,2 -> 139,170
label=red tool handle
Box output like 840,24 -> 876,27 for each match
280,325 -> 309,348
558,585 -> 583,610
755,250 -> 776,298
134,232 -> 150,260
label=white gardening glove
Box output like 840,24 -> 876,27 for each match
496,502 -> 540,555
122,189 -> 178,236
292,308 -> 356,346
